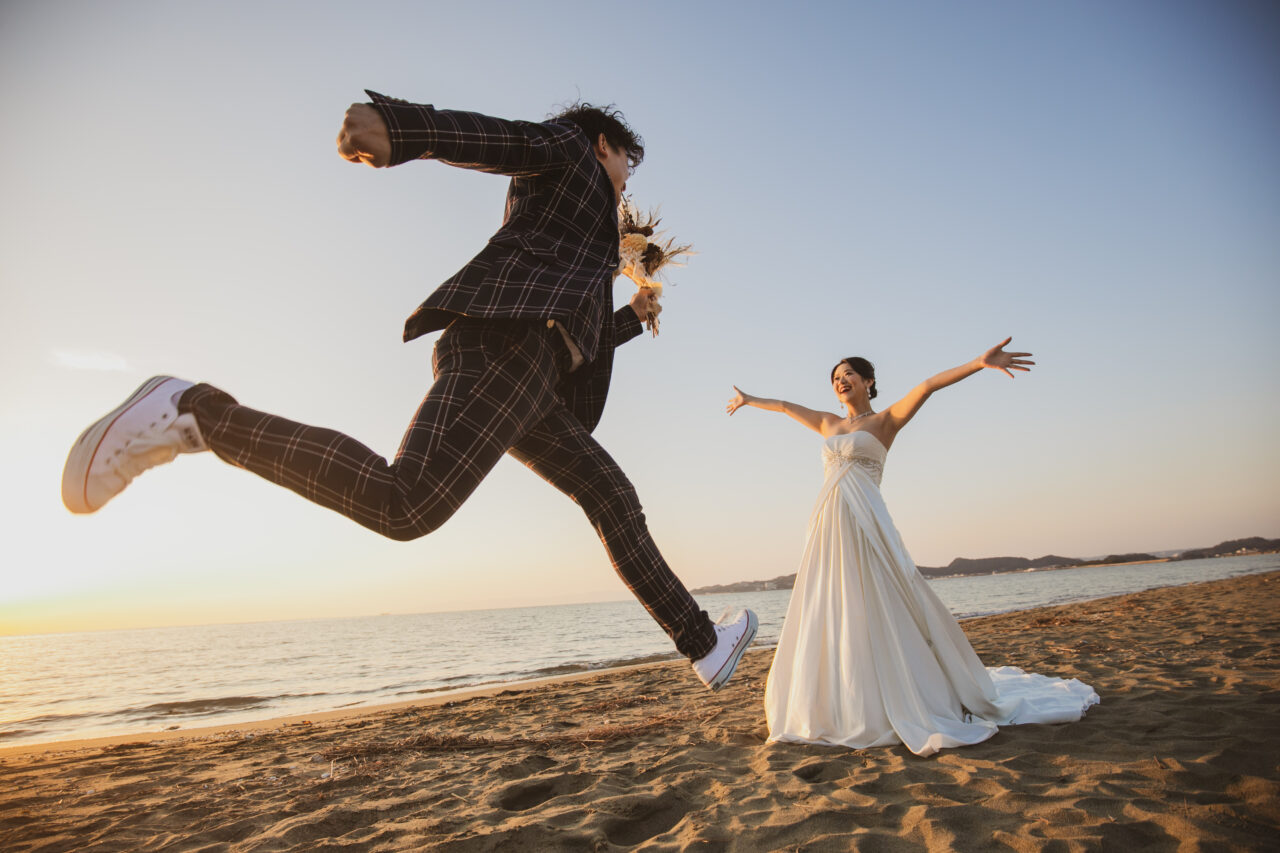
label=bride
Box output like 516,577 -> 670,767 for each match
727,338 -> 1098,756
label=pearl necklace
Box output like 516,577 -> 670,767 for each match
847,410 -> 875,423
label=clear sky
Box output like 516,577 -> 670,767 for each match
2,0 -> 1277,636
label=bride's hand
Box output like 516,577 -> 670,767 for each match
726,386 -> 751,415
979,337 -> 1035,378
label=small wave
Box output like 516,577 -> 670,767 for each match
524,663 -> 597,678
527,652 -> 680,679
1,710 -> 91,730
110,693 -> 324,721
402,652 -> 686,696
412,679 -> 507,696
131,696 -> 275,718
0,727 -> 40,742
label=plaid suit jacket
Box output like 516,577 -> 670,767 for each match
367,91 -> 639,433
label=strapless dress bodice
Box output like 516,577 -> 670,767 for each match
822,430 -> 886,484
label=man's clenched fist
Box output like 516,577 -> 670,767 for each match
337,103 -> 390,168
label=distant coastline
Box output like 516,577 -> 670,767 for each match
691,536 -> 1280,594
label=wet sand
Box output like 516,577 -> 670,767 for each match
2,571 -> 1277,851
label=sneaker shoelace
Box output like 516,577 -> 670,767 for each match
104,434 -> 182,481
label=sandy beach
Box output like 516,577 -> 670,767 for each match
2,571 -> 1277,852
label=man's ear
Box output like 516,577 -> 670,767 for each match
595,133 -> 611,157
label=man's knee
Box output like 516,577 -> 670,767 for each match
381,521 -> 433,542
380,503 -> 453,541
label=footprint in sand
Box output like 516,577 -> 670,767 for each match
792,758 -> 850,785
599,789 -> 691,847
491,772 -> 594,812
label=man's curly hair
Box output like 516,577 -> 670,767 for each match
551,102 -> 644,169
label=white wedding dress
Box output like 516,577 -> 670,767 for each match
765,430 -> 1099,757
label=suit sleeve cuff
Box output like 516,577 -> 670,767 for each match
613,304 -> 644,346
365,90 -> 435,166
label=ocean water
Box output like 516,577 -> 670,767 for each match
2,554 -> 1276,749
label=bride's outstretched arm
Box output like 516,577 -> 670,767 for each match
726,386 -> 843,435
882,338 -> 1034,436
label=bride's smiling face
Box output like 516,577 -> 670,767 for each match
832,363 -> 869,402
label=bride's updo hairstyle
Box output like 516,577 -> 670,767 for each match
831,357 -> 877,400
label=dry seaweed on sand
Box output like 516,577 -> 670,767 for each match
322,710 -> 715,759
577,694 -> 662,714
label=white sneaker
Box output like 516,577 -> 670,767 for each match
62,376 -> 206,514
691,608 -> 758,691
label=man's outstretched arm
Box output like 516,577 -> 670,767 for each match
337,91 -> 576,176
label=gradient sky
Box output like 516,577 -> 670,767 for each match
2,0 -> 1277,636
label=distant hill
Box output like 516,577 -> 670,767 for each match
1173,537 -> 1280,561
693,574 -> 798,595
691,537 -> 1280,594
919,555 -> 1085,578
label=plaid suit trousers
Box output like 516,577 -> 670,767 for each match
179,319 -> 716,660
